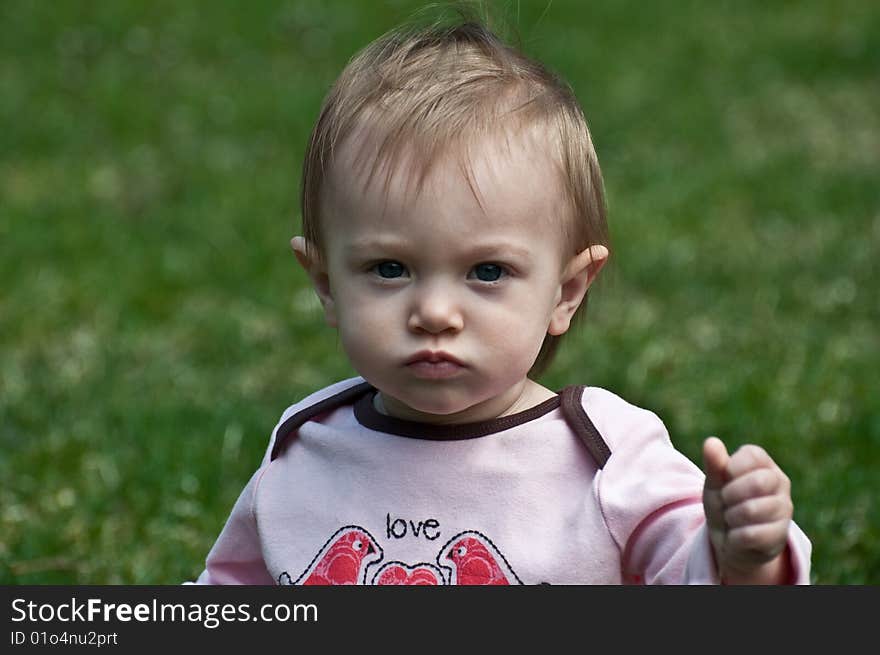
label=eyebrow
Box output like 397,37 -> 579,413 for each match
463,242 -> 533,261
344,237 -> 533,261
343,237 -> 408,256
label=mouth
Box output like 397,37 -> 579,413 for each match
405,350 -> 466,379
405,350 -> 464,366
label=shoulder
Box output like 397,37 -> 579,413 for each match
579,387 -> 705,547
578,386 -> 674,455
275,376 -> 367,426
580,386 -> 703,499
260,376 -> 367,465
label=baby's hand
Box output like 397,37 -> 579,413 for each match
702,437 -> 793,584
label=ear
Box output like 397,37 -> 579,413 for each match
548,245 -> 609,336
290,236 -> 337,327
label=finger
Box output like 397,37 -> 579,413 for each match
723,495 -> 794,529
721,467 -> 789,507
702,436 -> 730,491
725,444 -> 775,479
703,486 -> 727,531
726,520 -> 790,562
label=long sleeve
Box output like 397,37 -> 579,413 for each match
588,387 -> 812,584
681,522 -> 812,584
187,377 -> 368,585
189,466 -> 275,585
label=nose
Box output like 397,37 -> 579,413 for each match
407,282 -> 464,334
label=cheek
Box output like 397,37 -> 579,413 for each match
495,282 -> 559,333
334,297 -> 398,355
477,304 -> 550,358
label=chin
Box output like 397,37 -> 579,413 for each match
390,388 -> 478,419
405,396 -> 471,417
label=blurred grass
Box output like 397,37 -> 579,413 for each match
1,0 -> 877,584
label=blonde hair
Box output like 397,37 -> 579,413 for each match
300,12 -> 609,377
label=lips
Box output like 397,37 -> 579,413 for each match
405,350 -> 464,366
405,350 -> 465,379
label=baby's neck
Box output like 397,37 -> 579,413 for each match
374,378 -> 557,425
497,379 -> 558,416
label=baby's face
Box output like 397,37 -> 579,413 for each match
315,133 -> 577,423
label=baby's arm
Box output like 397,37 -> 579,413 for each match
188,467 -> 275,585
702,437 -> 794,584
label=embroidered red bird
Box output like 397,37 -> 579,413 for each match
439,531 -> 520,585
296,526 -> 383,585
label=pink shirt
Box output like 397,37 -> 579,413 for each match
192,377 -> 811,585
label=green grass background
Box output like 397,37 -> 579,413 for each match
2,0 -> 877,584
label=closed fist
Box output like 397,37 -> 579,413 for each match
702,436 -> 793,584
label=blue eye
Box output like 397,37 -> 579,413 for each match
374,261 -> 406,278
471,263 -> 504,282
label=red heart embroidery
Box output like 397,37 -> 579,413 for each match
373,564 -> 442,585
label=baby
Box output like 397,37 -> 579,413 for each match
192,18 -> 810,585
